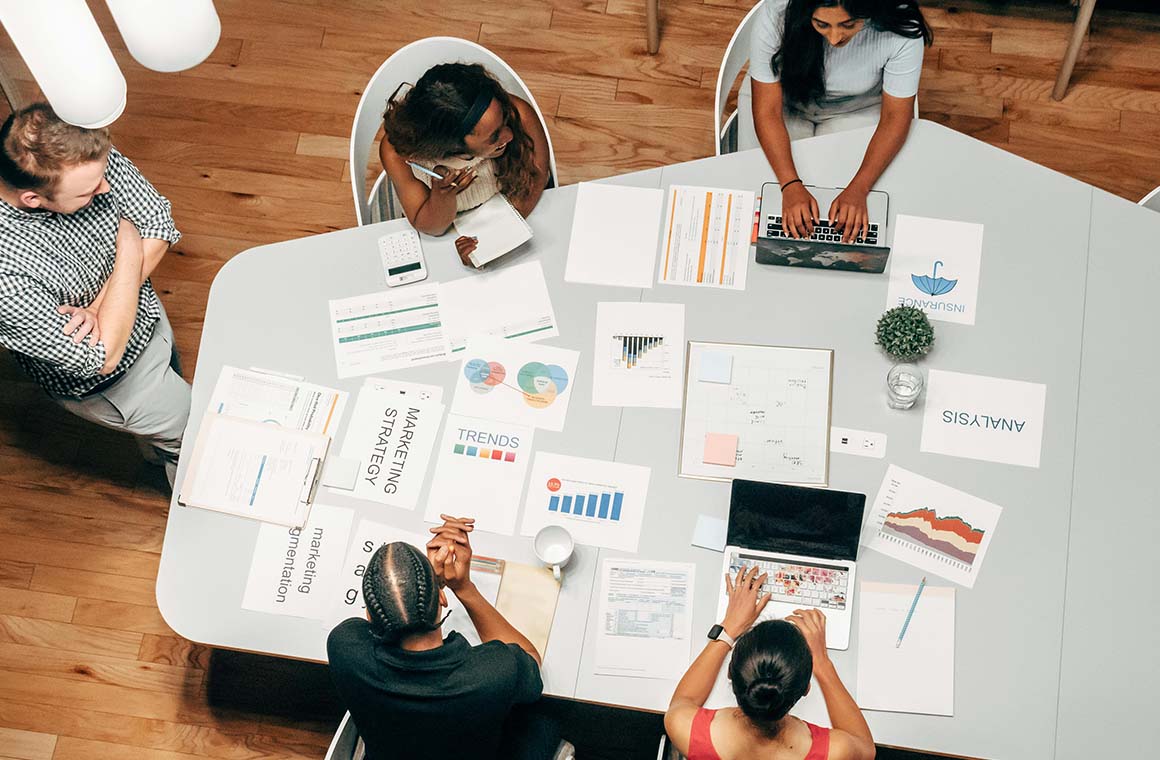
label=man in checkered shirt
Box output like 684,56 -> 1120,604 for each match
0,104 -> 189,487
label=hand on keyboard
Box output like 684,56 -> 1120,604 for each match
780,181 -> 819,239
829,185 -> 870,244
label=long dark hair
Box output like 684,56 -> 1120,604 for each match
362,542 -> 442,644
773,0 -> 933,106
728,620 -> 813,737
383,62 -> 537,199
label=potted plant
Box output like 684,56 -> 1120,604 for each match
875,306 -> 934,409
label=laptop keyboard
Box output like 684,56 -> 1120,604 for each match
728,552 -> 850,611
765,215 -> 879,246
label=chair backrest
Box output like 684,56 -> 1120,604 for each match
349,36 -> 559,226
714,3 -> 764,156
323,712 -> 359,760
1141,185 -> 1160,212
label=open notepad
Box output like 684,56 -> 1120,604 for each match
455,194 -> 533,267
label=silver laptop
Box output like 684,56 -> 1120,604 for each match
755,183 -> 891,274
716,479 -> 866,650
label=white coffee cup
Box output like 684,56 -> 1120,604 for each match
533,525 -> 574,582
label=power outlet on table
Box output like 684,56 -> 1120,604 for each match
830,427 -> 887,459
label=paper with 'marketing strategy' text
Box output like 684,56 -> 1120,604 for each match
565,182 -> 664,289
595,559 -> 695,680
335,384 -> 444,509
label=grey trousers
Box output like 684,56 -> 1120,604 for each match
54,308 -> 192,487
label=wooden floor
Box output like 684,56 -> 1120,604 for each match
1,1 -> 1158,758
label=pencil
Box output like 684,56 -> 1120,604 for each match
895,576 -> 926,648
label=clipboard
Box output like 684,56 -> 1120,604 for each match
178,412 -> 330,527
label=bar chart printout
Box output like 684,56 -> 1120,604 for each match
521,452 -> 651,552
657,185 -> 755,290
861,465 -> 1002,588
612,335 -> 664,370
591,302 -> 685,409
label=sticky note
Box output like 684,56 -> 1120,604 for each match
699,351 -> 732,384
703,433 -> 738,466
692,514 -> 727,552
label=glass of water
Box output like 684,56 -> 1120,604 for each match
886,363 -> 924,410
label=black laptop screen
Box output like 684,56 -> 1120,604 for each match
726,480 -> 866,562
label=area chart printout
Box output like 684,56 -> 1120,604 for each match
328,283 -> 449,378
208,366 -> 348,436
657,185 -> 755,290
861,465 -> 1002,588
595,559 -> 695,680
520,452 -> 651,553
592,301 -> 685,408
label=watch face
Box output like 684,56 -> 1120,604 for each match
708,624 -> 723,640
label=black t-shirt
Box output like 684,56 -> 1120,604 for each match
327,619 -> 544,760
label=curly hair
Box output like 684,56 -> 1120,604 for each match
0,103 -> 110,195
382,63 -> 538,200
362,542 -> 442,644
728,620 -> 813,737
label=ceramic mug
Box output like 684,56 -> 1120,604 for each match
533,525 -> 574,582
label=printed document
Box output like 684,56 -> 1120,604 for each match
595,559 -> 695,680
179,413 -> 329,527
209,366 -> 347,436
242,504 -> 354,620
335,385 -> 445,509
439,260 -> 558,355
592,302 -> 685,408
657,185 -> 754,290
886,215 -> 984,326
328,284 -> 449,378
565,182 -> 664,288
857,581 -> 955,716
451,337 -> 579,432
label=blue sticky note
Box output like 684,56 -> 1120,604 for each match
699,350 -> 733,384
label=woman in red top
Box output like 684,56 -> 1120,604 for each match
664,566 -> 877,760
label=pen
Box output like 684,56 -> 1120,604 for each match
895,576 -> 926,648
406,161 -> 445,180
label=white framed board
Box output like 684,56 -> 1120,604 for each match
678,341 -> 833,486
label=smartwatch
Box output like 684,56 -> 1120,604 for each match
707,624 -> 736,649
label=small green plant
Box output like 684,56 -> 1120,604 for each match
876,306 -> 934,361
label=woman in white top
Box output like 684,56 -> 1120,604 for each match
380,63 -> 551,265
750,0 -> 932,243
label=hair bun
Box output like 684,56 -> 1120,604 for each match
744,680 -> 785,714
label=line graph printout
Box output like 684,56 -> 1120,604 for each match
328,284 -> 449,378
861,465 -> 1002,588
679,342 -> 833,485
657,185 -> 755,290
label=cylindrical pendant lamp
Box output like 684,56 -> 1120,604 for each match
0,0 -> 127,128
105,0 -> 221,73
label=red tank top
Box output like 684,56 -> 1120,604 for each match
687,707 -> 830,760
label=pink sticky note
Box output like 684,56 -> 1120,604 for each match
703,433 -> 738,466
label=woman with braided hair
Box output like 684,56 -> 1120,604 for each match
663,566 -> 876,760
327,515 -> 566,760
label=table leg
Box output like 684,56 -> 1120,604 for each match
647,0 -> 660,55
1052,0 -> 1098,101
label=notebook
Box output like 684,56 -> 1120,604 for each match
455,194 -> 533,267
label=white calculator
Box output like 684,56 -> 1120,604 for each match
378,228 -> 428,287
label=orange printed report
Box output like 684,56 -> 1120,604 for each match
657,185 -> 755,290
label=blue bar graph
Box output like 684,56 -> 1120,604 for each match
562,495 -> 573,514
611,492 -> 624,521
545,489 -> 625,522
598,493 -> 610,518
549,495 -> 560,512
586,494 -> 599,516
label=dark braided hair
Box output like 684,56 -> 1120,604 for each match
362,542 -> 442,644
728,620 -> 813,737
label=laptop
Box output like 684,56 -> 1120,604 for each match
755,183 -> 891,274
716,479 -> 866,650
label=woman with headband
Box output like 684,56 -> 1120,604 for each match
380,63 -> 551,265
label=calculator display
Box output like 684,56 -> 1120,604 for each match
387,261 -> 422,276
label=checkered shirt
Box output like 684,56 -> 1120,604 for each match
0,147 -> 181,397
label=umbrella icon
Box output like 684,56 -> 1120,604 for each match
911,260 -> 958,296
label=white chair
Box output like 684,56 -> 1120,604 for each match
323,712 -> 361,760
713,3 -> 764,156
1140,185 -> 1160,212
348,37 -> 559,227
